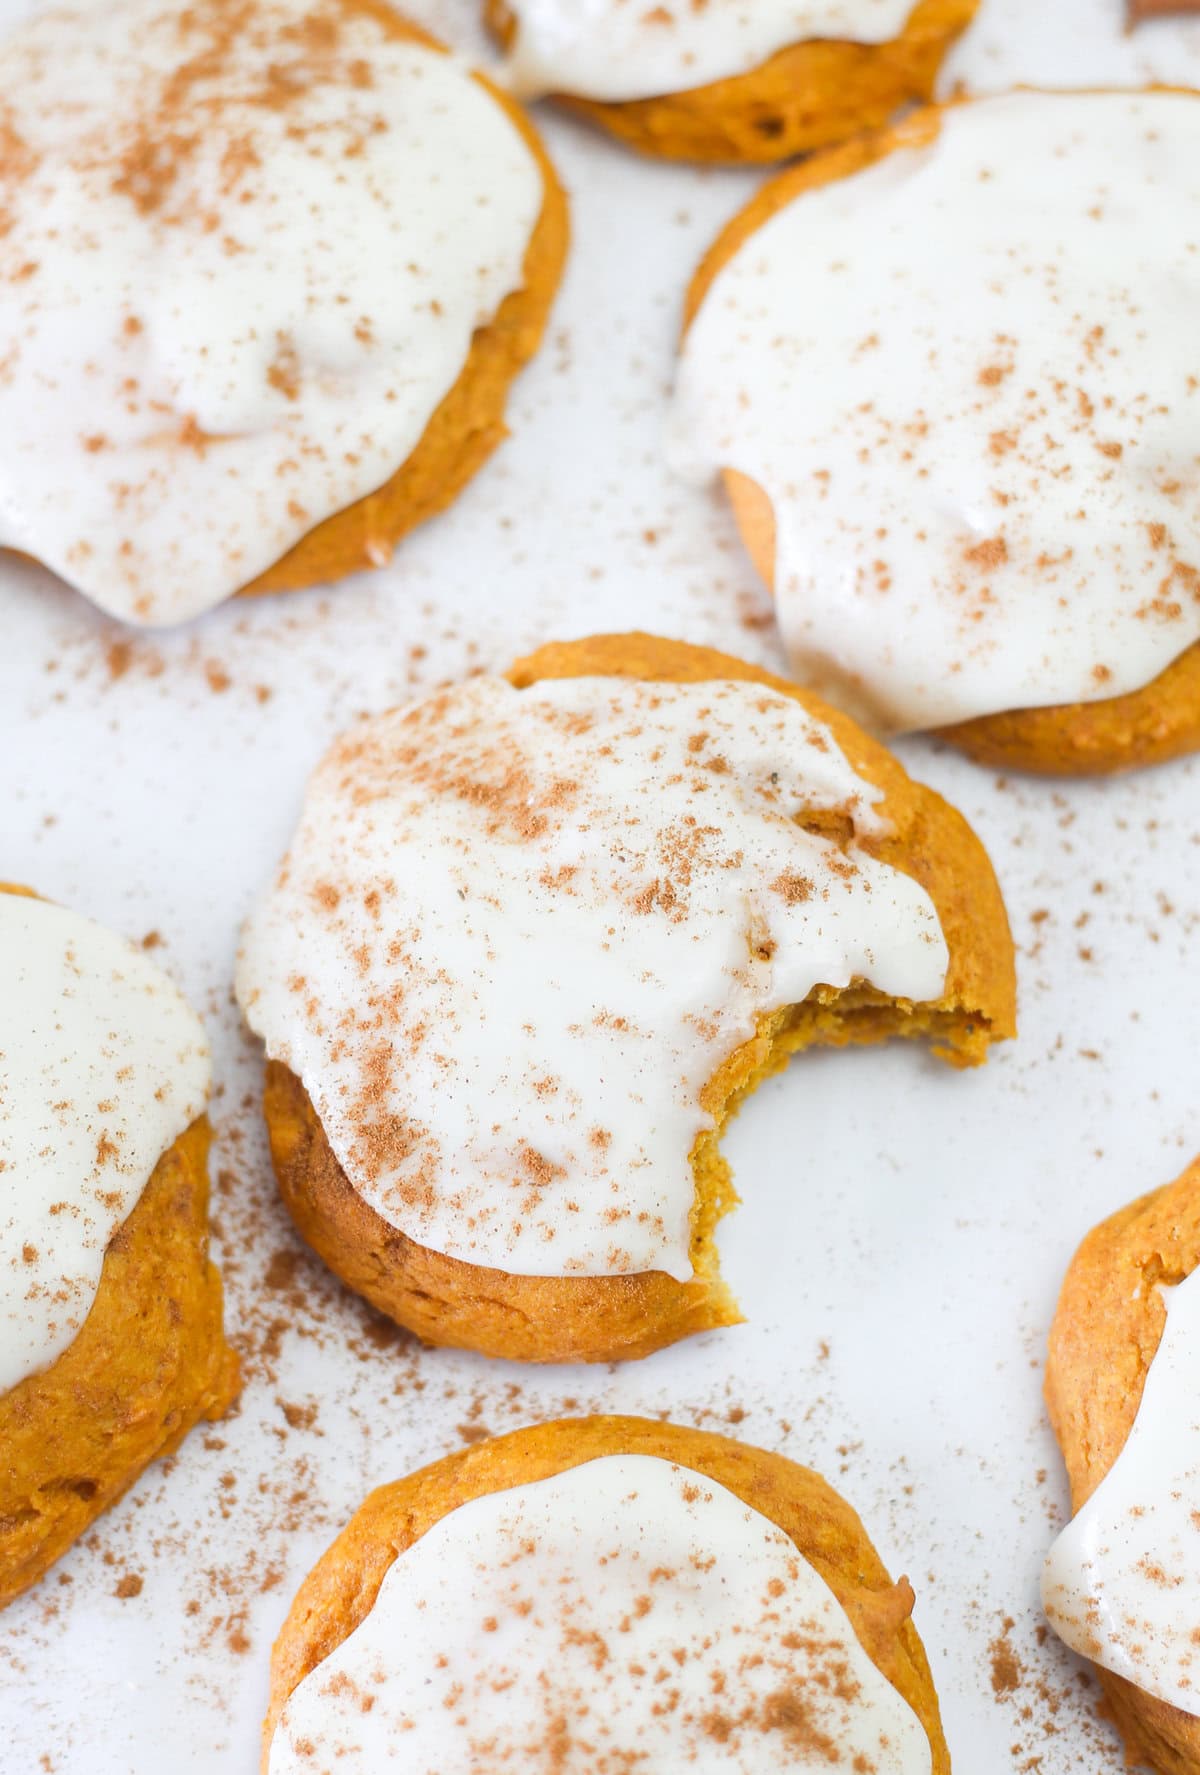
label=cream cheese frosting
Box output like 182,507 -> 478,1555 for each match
0,0 -> 543,625
1042,1265 -> 1200,1716
499,0 -> 915,102
0,894 -> 210,1395
938,0 -> 1200,98
671,91 -> 1200,732
235,672 -> 948,1281
267,1453 -> 934,1773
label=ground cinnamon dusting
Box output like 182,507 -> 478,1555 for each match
982,1606 -> 1125,1771
989,1616 -> 1023,1696
238,673 -> 921,1283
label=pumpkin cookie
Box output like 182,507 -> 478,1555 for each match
0,0 -> 567,625
236,632 -> 1015,1364
0,885 -> 238,1609
1042,1155 -> 1200,1773
487,0 -> 977,163
674,90 -> 1200,774
263,1415 -> 950,1772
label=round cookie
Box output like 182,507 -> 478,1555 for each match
263,1415 -> 951,1773
487,0 -> 978,164
676,91 -> 1200,774
238,633 -> 1016,1364
0,884 -> 239,1608
0,0 -> 567,625
1043,1157 -> 1200,1774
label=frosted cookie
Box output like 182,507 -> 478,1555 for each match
263,1415 -> 950,1773
235,632 -> 1015,1364
0,0 -> 567,626
673,91 -> 1200,776
0,885 -> 238,1608
937,0 -> 1200,99
1042,1155 -> 1200,1773
488,0 -> 978,163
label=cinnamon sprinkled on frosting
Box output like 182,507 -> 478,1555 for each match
673,91 -> 1200,731
0,0 -> 541,623
236,673 -> 947,1280
499,0 -> 914,103
267,1455 -> 933,1772
500,0 -> 915,101
0,895 -> 210,1393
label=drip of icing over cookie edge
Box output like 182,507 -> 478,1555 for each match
499,0 -> 914,102
671,91 -> 1200,732
0,896 -> 211,1394
235,673 -> 948,1281
0,0 -> 542,624
268,1454 -> 934,1773
1043,1265 -> 1200,1716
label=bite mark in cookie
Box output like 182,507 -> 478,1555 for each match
236,634 -> 1015,1362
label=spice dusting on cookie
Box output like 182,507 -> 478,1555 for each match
0,0 -> 543,622
267,1455 -> 934,1772
500,0 -> 916,102
236,673 -> 948,1281
0,894 -> 210,1392
674,91 -> 1200,731
231,642 -> 1011,1359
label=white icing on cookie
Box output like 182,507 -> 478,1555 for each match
236,672 -> 948,1281
499,0 -> 915,102
1043,1264 -> 1200,1716
0,895 -> 210,1394
0,0 -> 543,625
267,1453 -> 934,1773
672,91 -> 1200,732
939,0 -> 1200,99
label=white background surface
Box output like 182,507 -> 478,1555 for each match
1,1 -> 1199,1770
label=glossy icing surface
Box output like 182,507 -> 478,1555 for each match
500,0 -> 915,102
268,1454 -> 934,1772
236,673 -> 947,1279
673,92 -> 1200,730
0,895 -> 210,1393
939,0 -> 1200,96
0,0 -> 542,623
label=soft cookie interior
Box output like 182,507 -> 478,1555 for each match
259,634 -> 1015,1364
